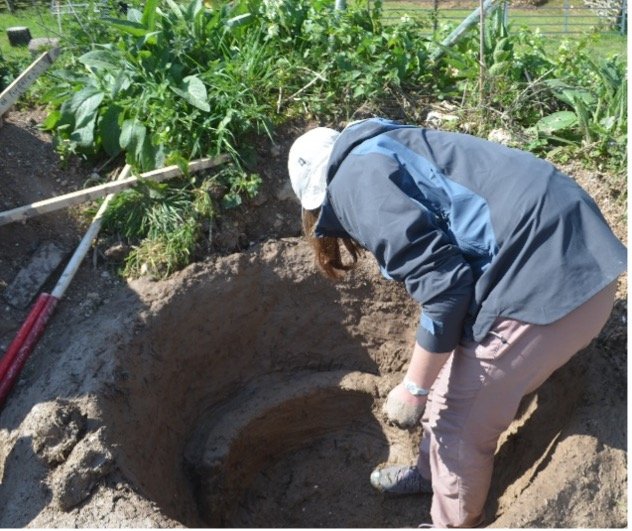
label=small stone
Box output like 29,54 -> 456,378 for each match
27,37 -> 59,56
104,243 -> 130,262
425,110 -> 459,127
488,128 -> 516,146
276,181 -> 297,202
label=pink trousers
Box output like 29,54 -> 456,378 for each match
416,281 -> 618,527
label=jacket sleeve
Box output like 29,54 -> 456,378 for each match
327,161 -> 474,353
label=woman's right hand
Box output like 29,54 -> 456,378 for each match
382,382 -> 427,429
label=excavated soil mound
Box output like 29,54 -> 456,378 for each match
0,110 -> 627,527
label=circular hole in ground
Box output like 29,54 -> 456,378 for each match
98,241 -> 593,527
100,242 -> 422,526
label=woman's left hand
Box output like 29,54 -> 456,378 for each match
382,382 -> 427,429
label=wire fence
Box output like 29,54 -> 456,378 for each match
1,0 -> 628,36
382,0 -> 628,35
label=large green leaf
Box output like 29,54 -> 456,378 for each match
142,0 -> 160,31
185,0 -> 203,20
74,91 -> 104,129
164,0 -> 184,20
41,110 -> 61,131
535,111 -> 578,134
70,91 -> 103,148
71,115 -> 98,147
103,17 -> 148,37
58,86 -> 103,139
488,62 -> 510,77
109,71 -> 133,98
170,75 -> 210,112
79,50 -> 121,70
119,118 -> 159,170
120,118 -> 146,153
140,135 -> 160,170
127,8 -> 142,23
99,105 -> 123,157
545,79 -> 595,108
60,86 -> 101,124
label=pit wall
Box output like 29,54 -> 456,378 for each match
100,240 -> 419,526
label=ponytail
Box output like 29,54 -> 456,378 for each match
302,208 -> 362,280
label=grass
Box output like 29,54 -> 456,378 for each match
0,7 -> 60,59
384,0 -> 625,40
382,0 -> 627,56
540,31 -> 627,60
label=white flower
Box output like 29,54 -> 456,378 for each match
266,23 -> 280,39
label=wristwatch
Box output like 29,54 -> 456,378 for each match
403,378 -> 430,397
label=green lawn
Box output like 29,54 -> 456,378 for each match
0,7 -> 59,60
382,0 -> 626,58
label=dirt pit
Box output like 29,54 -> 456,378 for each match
2,237 -> 624,528
99,241 -> 427,528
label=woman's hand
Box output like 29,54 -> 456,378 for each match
382,382 -> 427,428
383,342 -> 451,429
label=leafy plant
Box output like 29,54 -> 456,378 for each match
0,51 -> 29,94
0,51 -> 15,92
520,40 -> 627,173
431,11 -> 626,174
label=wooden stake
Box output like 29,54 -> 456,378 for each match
51,165 -> 132,300
7,26 -> 32,46
0,156 -> 228,227
479,0 -> 486,106
0,48 -> 61,117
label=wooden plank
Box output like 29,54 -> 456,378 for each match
0,156 -> 228,227
0,48 -> 61,116
50,165 -> 131,299
2,242 -> 66,309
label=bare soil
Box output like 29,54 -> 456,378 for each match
0,109 -> 627,528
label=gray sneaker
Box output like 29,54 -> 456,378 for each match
370,465 -> 433,495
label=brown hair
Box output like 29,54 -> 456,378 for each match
302,208 -> 363,280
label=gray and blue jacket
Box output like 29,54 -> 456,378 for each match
315,118 -> 627,352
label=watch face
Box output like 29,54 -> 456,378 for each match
404,379 -> 429,396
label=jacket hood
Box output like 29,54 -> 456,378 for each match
326,118 -> 415,183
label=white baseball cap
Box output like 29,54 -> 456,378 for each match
288,126 -> 340,210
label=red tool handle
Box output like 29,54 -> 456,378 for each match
0,293 -> 58,406
0,293 -> 49,380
